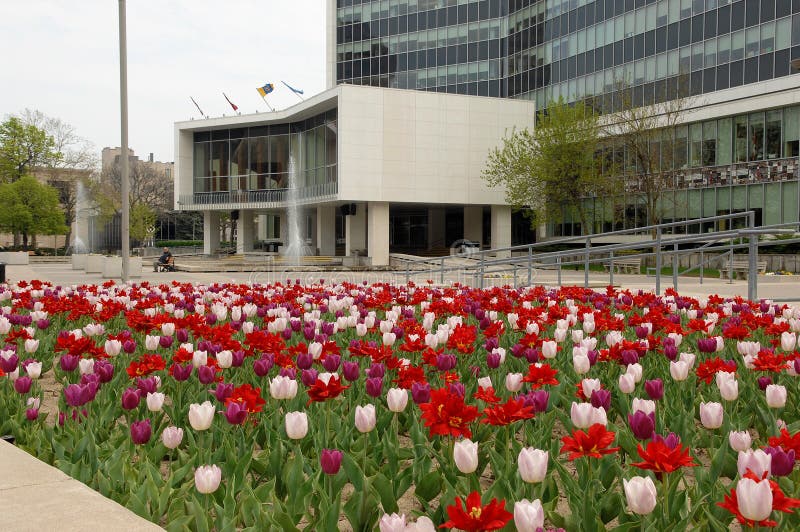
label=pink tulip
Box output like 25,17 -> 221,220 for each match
699,402 -> 723,429
736,478 -> 773,522
623,476 -> 657,515
518,448 -> 548,483
194,464 -> 222,494
453,438 -> 478,474
728,430 -> 752,452
737,449 -> 771,478
386,388 -> 408,412
285,411 -> 308,440
161,426 -> 184,449
513,499 -> 545,532
766,384 -> 787,408
354,404 -> 376,433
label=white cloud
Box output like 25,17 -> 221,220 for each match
0,0 -> 326,163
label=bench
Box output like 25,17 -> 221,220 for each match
603,257 -> 641,274
153,257 -> 175,272
721,257 -> 767,280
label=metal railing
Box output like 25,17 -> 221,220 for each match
399,212 -> 800,301
621,159 -> 799,192
178,181 -> 338,209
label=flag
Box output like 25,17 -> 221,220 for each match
190,96 -> 205,117
256,83 -> 274,97
281,81 -> 304,95
223,92 -> 238,112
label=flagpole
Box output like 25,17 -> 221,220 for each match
281,81 -> 305,101
259,95 -> 275,112
118,0 -> 130,283
190,97 -> 207,119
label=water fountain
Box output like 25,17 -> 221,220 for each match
71,180 -> 91,270
282,153 -> 305,263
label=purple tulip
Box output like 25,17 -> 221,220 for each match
80,382 -> 99,404
510,344 -> 526,358
64,384 -> 86,407
136,377 -> 158,395
360,376 -> 381,398
484,337 -> 499,351
590,389 -> 611,411
652,432 -> 680,449
121,388 -> 142,410
130,419 -> 152,444
587,350 -> 598,366
621,349 -> 639,365
205,314 -> 217,325
171,363 -> 193,381
176,329 -> 189,342
321,322 -> 335,336
342,361 -> 360,381
367,363 -> 385,379
159,336 -> 174,348
80,373 -> 100,387
213,382 -> 234,402
25,408 -> 39,421
36,319 -> 50,330
296,352 -> 313,370
486,353 -> 501,368
231,350 -> 245,367
279,367 -> 297,379
411,382 -> 431,404
757,376 -> 773,391
59,354 -> 78,373
123,340 -> 136,354
644,379 -> 664,401
628,411 -> 656,440
795,358 -> 800,375
436,354 -> 457,371
94,360 -> 114,383
320,449 -> 343,475
449,382 -> 466,398
764,446 -> 795,476
301,369 -> 319,387
198,365 -> 216,385
635,326 -> 649,339
13,376 -> 32,394
223,402 -> 248,425
663,344 -> 678,360
322,354 -> 341,372
253,355 -> 274,377
697,338 -> 717,353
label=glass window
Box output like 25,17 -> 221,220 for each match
690,122 -> 703,166
749,112 -> 765,160
681,0 -> 693,18
675,125 -> 689,168
717,33 -> 731,62
703,120 -> 717,165
734,115 -> 748,162
210,141 -> 229,178
194,142 -> 210,178
776,17 -> 791,49
761,22 -> 776,53
766,109 -> 782,158
785,106 -> 800,157
692,43 -> 704,70
230,138 -> 248,177
718,117 -> 733,165
704,39 -> 717,66
680,46 -> 692,72
731,29 -> 745,60
745,27 -> 760,57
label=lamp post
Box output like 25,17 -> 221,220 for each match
118,0 -> 130,282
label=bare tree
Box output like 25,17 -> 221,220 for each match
19,109 -> 98,246
601,78 -> 695,234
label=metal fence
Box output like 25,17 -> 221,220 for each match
397,211 -> 800,302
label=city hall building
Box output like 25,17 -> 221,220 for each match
175,0 -> 800,263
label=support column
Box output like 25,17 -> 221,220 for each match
236,210 -> 255,255
203,211 -> 220,255
317,205 -> 336,256
491,205 -> 512,258
345,203 -> 366,256
464,205 -> 483,245
257,214 -> 268,240
368,201 -> 390,266
427,207 -> 446,251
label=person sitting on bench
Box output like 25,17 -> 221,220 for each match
154,247 -> 175,272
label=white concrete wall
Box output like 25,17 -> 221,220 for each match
337,85 -> 535,206
174,129 -> 194,210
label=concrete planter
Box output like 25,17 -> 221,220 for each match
102,257 -> 122,278
0,252 -> 29,265
129,258 -> 143,278
71,254 -> 87,270
85,254 -> 105,274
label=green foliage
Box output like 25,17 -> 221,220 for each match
482,98 -> 612,233
0,175 -> 67,236
130,203 -> 156,242
155,240 -> 203,248
0,116 -> 58,182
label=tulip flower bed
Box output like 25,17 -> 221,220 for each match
3,279 -> 800,531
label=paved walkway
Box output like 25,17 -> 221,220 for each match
7,263 -> 800,302
0,440 -> 162,531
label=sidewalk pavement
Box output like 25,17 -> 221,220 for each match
0,439 -> 163,532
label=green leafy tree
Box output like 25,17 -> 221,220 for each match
0,116 -> 58,183
0,175 -> 67,248
130,203 -> 156,244
482,98 -> 613,234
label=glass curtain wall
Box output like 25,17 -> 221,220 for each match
192,109 -> 337,195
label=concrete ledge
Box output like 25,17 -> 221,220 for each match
102,256 -> 122,278
0,252 -> 29,265
0,440 -> 163,531
71,254 -> 88,270
85,254 -> 105,274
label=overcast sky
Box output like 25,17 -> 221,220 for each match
0,1 -> 327,164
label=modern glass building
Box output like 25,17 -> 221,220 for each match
329,0 -> 800,237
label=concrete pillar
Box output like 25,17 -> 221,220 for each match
491,205 -> 512,258
464,205 -> 483,245
317,205 -> 336,256
203,211 -> 220,255
236,210 -> 255,254
427,207 -> 446,250
345,203 -> 367,256
537,223 -> 548,240
368,202 -> 390,266
257,214 -> 268,240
